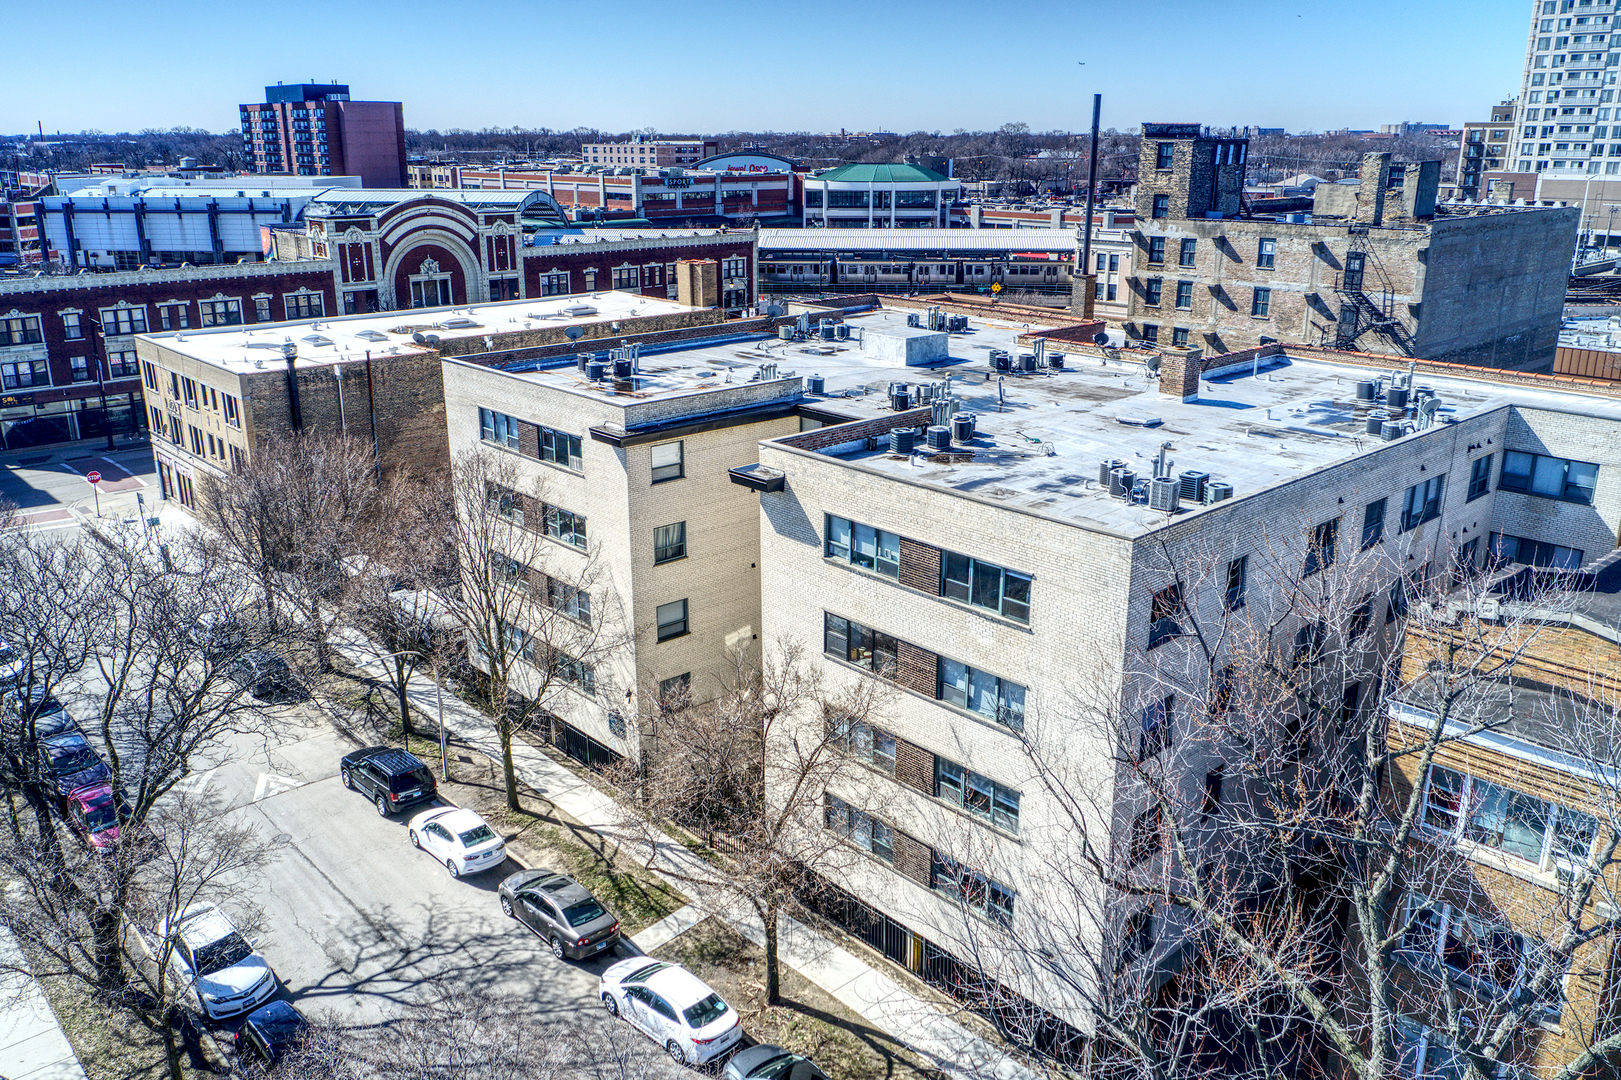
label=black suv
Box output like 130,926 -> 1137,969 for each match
339,746 -> 437,817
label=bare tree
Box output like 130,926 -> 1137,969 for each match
614,639 -> 893,1006
200,432 -> 396,671
435,450 -> 626,810
940,531 -> 1621,1080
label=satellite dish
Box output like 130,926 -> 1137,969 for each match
766,304 -> 785,317
412,332 -> 427,344
1093,331 -> 1110,345
424,334 -> 440,345
564,326 -> 584,340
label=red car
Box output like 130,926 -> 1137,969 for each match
65,783 -> 131,852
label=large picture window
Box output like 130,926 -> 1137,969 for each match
1499,450 -> 1598,504
938,658 -> 1026,731
934,757 -> 1020,834
941,550 -> 1031,622
1401,475 -> 1446,531
1422,764 -> 1598,871
822,613 -> 897,679
826,515 -> 900,580
478,407 -> 520,450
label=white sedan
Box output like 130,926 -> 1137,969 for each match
600,958 -> 742,1066
407,806 -> 507,877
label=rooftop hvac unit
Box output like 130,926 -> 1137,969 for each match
925,425 -> 951,450
835,323 -> 849,340
1178,470 -> 1209,502
1205,481 -> 1234,503
1364,409 -> 1389,435
613,357 -> 633,378
585,361 -> 607,380
820,318 -> 836,341
1018,353 -> 1038,373
1108,467 -> 1136,498
805,374 -> 825,394
1149,476 -> 1180,512
1381,421 -> 1405,441
1387,385 -> 1409,409
891,387 -> 912,411
951,413 -> 973,443
1098,457 -> 1127,485
1048,352 -> 1065,370
1355,379 -> 1377,402
576,354 -> 588,373
889,428 -> 916,454
779,325 -> 794,341
907,312 -> 921,327
991,350 -> 1012,371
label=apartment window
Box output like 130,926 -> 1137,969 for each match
149,406 -> 164,436
67,356 -> 90,383
547,577 -> 591,624
941,550 -> 1031,622
1140,323 -> 1159,344
650,440 -> 683,483
1256,237 -> 1276,269
1488,532 -> 1585,570
223,394 -> 240,429
1,360 -> 49,389
1361,498 -> 1387,548
95,305 -> 147,337
827,515 -> 900,580
527,425 -> 580,470
1179,238 -> 1196,267
828,717 -> 897,776
656,599 -> 688,641
823,613 -> 897,679
1398,899 -> 1567,1022
1202,768 -> 1224,817
1148,582 -> 1185,648
1401,475 -> 1446,531
1349,594 -> 1374,640
1466,454 -> 1493,500
722,258 -> 747,279
0,316 -> 43,345
931,853 -> 1016,927
653,522 -> 686,564
61,312 -> 83,340
1129,806 -> 1162,866
255,297 -> 272,322
410,275 -> 452,309
1174,280 -> 1193,309
938,657 -> 1026,731
1422,764 -> 1598,869
141,361 -> 159,391
188,425 -> 205,456
1292,620 -> 1327,668
543,504 -> 587,549
824,795 -> 894,864
479,407 -> 521,450
285,293 -> 323,319
611,266 -> 641,290
198,300 -> 242,327
1147,237 -> 1166,264
539,273 -> 569,296
1117,909 -> 1154,973
549,650 -> 596,695
1303,518 -> 1338,576
1225,555 -> 1248,610
1144,277 -> 1163,305
935,757 -> 1020,833
168,371 -> 180,399
1155,142 -> 1175,169
107,350 -> 137,379
1151,194 -> 1169,219
1171,327 -> 1190,348
1499,450 -> 1599,504
657,673 -> 691,708
1140,695 -> 1173,759
486,483 -> 524,527
1250,287 -> 1271,317
179,377 -> 200,410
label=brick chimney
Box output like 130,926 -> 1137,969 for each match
1158,348 -> 1203,401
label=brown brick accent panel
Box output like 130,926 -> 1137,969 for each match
779,409 -> 932,451
1197,342 -> 1284,374
1013,320 -> 1109,349
891,829 -> 934,889
898,538 -> 942,595
896,641 -> 939,699
517,420 -> 540,459
1159,348 -> 1202,400
895,737 -> 935,796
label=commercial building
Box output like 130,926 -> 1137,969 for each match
730,309 -> 1621,1049
803,163 -> 961,228
1454,102 -> 1517,198
581,138 -> 718,169
24,175 -> 361,270
132,291 -> 722,509
239,83 -> 407,187
1127,124 -> 1577,368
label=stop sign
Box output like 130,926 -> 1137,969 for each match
86,470 -> 102,485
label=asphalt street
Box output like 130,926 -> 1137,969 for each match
178,706 -> 682,1073
0,443 -> 157,531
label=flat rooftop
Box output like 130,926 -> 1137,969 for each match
527,227 -> 728,245
758,228 -> 1084,254
136,291 -> 696,374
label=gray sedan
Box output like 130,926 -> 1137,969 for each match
497,868 -> 621,960
724,1045 -> 830,1080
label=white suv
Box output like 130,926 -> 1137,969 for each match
162,902 -> 278,1020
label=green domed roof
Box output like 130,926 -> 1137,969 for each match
814,163 -> 951,183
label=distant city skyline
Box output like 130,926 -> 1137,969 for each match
3,0 -> 1528,137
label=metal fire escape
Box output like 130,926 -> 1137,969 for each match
1333,226 -> 1415,356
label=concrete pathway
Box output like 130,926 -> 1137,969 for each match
0,926 -> 89,1080
337,631 -> 1043,1080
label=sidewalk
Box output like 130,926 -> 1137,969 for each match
0,926 -> 90,1080
335,631 -> 1043,1080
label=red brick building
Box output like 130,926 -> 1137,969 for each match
240,83 -> 406,187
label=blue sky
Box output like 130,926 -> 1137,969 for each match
5,0 -> 1530,135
